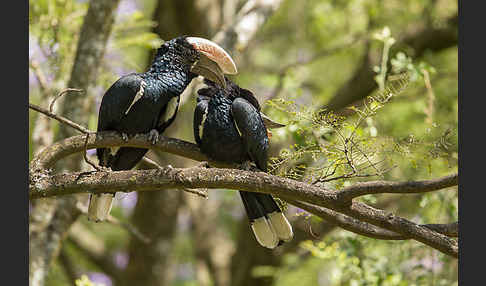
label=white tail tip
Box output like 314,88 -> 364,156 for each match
251,217 -> 279,249
88,193 -> 114,222
268,212 -> 294,242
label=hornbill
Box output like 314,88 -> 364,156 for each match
88,36 -> 237,222
193,77 -> 293,249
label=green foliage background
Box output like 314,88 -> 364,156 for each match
29,0 -> 458,285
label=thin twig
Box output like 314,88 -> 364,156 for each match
29,103 -> 92,134
178,187 -> 209,199
141,157 -> 163,170
49,88 -> 84,113
83,133 -> 101,171
336,173 -> 458,202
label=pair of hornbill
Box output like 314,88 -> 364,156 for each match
90,36 -> 293,249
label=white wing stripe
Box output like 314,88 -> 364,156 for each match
199,111 -> 207,139
125,80 -> 145,115
163,96 -> 180,123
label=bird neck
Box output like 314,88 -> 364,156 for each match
145,55 -> 197,95
208,93 -> 231,111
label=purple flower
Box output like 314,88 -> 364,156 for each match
86,149 -> 97,156
103,48 -> 137,77
419,256 -> 443,273
86,272 -> 112,286
116,0 -> 140,19
291,206 -> 311,218
176,263 -> 195,280
112,251 -> 129,269
176,209 -> 191,232
114,191 -> 138,216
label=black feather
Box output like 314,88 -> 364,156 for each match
91,36 -> 201,222
193,77 -> 293,248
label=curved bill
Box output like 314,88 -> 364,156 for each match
260,112 -> 286,129
187,37 -> 238,88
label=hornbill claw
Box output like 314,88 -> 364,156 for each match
148,129 -> 160,145
121,132 -> 129,142
196,161 -> 210,168
239,161 -> 253,171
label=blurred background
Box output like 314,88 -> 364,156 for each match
29,0 -> 458,285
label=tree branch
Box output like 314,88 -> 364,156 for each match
28,105 -> 458,257
289,199 -> 457,240
29,103 -> 92,135
29,135 -> 458,258
336,173 -> 458,202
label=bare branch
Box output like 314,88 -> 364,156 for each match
49,88 -> 84,113
290,200 -> 457,239
28,114 -> 458,257
424,222 -> 458,237
29,103 -> 93,134
336,173 -> 458,202
29,161 -> 458,257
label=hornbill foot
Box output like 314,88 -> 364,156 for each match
75,171 -> 97,181
195,161 -> 210,168
239,161 -> 253,171
98,166 -> 112,172
121,132 -> 129,142
148,129 -> 160,145
75,166 -> 110,181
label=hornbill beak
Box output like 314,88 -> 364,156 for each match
260,112 -> 286,129
187,37 -> 237,88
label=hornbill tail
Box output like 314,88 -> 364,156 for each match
87,193 -> 114,222
240,192 -> 293,249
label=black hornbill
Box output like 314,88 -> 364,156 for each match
88,36 -> 237,222
193,77 -> 293,248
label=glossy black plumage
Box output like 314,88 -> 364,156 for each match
194,78 -> 293,248
89,37 -> 200,222
97,37 -> 199,170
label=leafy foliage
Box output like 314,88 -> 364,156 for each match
29,0 -> 457,285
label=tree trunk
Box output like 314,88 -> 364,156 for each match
29,1 -> 120,285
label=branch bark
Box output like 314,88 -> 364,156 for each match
28,133 -> 458,258
336,173 -> 458,202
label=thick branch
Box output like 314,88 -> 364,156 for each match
27,115 -> 457,257
29,132 -> 211,172
29,162 -> 458,257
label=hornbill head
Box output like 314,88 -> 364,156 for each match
197,77 -> 286,140
155,36 -> 237,88
199,77 -> 286,131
